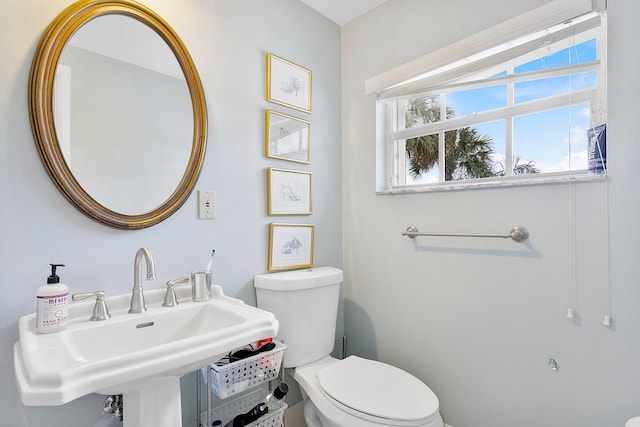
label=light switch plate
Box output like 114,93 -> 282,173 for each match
198,191 -> 215,219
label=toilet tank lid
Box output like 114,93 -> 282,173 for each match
254,266 -> 343,291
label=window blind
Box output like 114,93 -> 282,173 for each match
364,0 -> 604,96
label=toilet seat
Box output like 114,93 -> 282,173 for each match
317,356 -> 440,426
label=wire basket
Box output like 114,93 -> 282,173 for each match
206,389 -> 287,427
210,341 -> 286,399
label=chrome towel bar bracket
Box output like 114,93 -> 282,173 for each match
401,225 -> 529,243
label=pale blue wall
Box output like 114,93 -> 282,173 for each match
0,0 -> 341,425
342,1 -> 640,426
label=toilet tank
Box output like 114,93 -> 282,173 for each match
254,267 -> 343,368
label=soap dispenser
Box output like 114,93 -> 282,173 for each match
36,264 -> 69,333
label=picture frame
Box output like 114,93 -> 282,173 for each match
265,109 -> 311,164
267,167 -> 312,215
266,53 -> 312,113
268,223 -> 314,271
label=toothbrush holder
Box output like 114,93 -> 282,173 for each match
191,270 -> 211,302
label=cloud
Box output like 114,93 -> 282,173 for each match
536,149 -> 587,172
565,125 -> 588,146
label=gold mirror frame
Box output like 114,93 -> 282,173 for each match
29,0 -> 207,229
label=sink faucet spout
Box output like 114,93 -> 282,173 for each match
129,247 -> 157,313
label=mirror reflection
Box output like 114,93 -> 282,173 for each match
54,15 -> 193,215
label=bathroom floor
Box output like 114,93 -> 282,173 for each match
284,403 -> 307,427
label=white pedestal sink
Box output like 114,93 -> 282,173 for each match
13,285 -> 279,427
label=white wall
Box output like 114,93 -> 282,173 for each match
0,0 -> 341,426
342,1 -> 640,426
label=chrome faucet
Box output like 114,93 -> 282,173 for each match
128,247 -> 157,314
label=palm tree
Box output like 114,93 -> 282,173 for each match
493,156 -> 540,176
444,127 -> 494,180
512,157 -> 540,175
405,97 -> 495,181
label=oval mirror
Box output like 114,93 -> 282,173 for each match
29,0 -> 207,229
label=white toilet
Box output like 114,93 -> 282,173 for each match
254,266 -> 444,427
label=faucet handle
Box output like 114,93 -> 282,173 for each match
72,290 -> 111,321
163,277 -> 189,307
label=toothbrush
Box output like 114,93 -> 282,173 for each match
205,249 -> 216,272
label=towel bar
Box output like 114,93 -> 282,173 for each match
401,225 -> 529,242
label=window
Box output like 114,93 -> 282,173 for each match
372,4 -> 606,192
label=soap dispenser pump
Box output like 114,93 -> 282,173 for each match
36,264 -> 69,333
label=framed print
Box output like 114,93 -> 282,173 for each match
266,53 -> 312,113
268,223 -> 314,271
265,109 -> 311,164
267,167 -> 312,215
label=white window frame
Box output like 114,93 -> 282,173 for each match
370,1 -> 607,194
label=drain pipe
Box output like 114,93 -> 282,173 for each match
102,394 -> 123,421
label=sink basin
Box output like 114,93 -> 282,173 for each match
14,285 -> 279,426
67,302 -> 244,363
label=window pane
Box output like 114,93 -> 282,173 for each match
404,96 -> 443,128
513,103 -> 590,173
447,85 -> 507,116
515,39 -> 597,74
443,126 -> 496,181
405,134 -> 439,184
476,121 -> 507,176
515,72 -> 597,103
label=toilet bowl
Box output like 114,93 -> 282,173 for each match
293,355 -> 443,427
254,267 -> 444,427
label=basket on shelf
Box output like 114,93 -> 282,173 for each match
209,340 -> 287,399
205,389 -> 287,427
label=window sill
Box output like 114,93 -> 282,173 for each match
377,171 -> 607,195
